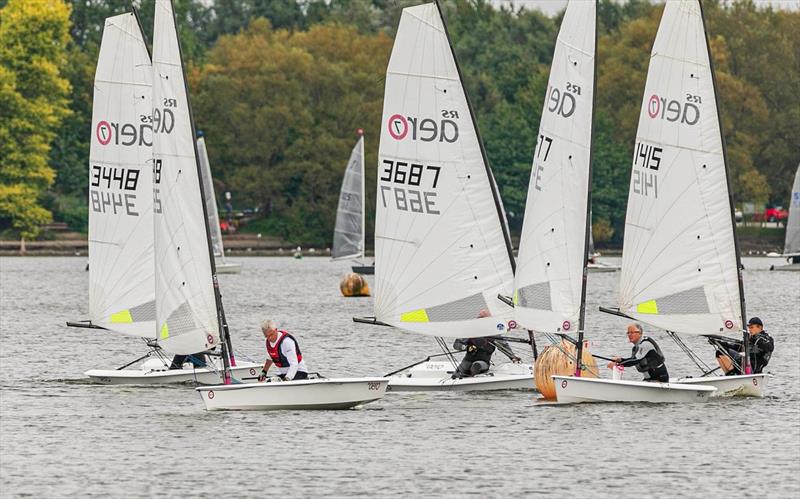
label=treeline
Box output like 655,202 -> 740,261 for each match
1,0 -> 797,245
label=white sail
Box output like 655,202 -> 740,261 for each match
197,136 -> 226,261
374,3 -> 514,338
332,134 -> 365,260
514,0 -> 595,334
618,0 -> 742,336
783,163 -> 800,256
88,12 -> 155,339
152,0 -> 220,354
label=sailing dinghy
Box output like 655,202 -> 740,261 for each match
66,11 -> 259,384
332,130 -> 373,274
587,230 -> 619,272
591,0 -> 767,400
354,1 -> 534,392
197,135 -> 242,274
770,163 -> 800,271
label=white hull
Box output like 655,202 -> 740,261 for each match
552,375 -> 716,404
85,361 -> 262,385
215,260 -> 242,274
196,377 -> 388,411
588,262 -> 619,273
387,362 -> 535,392
673,374 -> 770,398
770,263 -> 800,271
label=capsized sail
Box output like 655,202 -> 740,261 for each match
332,133 -> 365,260
88,12 -> 155,339
783,163 -> 800,256
152,0 -> 220,354
374,3 -> 514,338
514,0 -> 595,334
618,0 -> 742,336
197,136 -> 226,260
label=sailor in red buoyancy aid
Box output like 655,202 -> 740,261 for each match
258,319 -> 309,381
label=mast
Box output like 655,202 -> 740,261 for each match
167,0 -> 233,383
359,128 -> 366,260
698,0 -> 749,373
434,0 -> 516,272
574,1 -> 597,377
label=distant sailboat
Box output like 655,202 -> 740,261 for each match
354,1 -> 534,391
771,163 -> 800,271
586,0 -> 768,401
587,223 -> 619,272
197,135 -> 242,274
332,130 -> 372,274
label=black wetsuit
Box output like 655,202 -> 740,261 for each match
618,336 -> 669,382
714,331 -> 774,375
452,338 -> 495,377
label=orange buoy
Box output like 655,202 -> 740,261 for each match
340,272 -> 371,297
534,339 -> 598,400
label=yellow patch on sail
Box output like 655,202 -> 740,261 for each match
400,309 -> 429,323
636,300 -> 659,314
160,323 -> 169,339
110,309 -> 133,323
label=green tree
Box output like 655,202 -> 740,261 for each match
0,0 -> 72,238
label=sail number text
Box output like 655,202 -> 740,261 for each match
153,159 -> 163,214
532,134 -> 554,191
632,142 -> 661,198
89,165 -> 140,216
379,159 -> 440,215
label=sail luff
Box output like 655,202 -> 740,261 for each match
513,0 -> 596,336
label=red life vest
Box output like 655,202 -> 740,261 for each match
266,331 -> 302,368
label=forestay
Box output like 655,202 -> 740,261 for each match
152,0 -> 220,354
197,136 -> 226,259
374,3 -> 514,338
514,0 -> 595,334
332,134 -> 365,260
88,12 -> 155,339
618,0 -> 742,336
783,163 -> 800,256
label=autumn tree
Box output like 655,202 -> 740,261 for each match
0,0 -> 72,239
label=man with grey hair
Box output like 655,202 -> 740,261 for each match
258,320 -> 308,382
607,323 -> 669,382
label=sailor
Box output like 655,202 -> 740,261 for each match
451,309 -> 521,379
712,317 -> 774,375
169,352 -> 208,370
607,323 -> 669,382
258,319 -> 309,381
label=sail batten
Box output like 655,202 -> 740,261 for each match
617,0 -> 742,337
88,12 -> 155,339
373,3 -> 514,338
514,0 -> 596,334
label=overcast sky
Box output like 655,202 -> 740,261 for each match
490,0 -> 800,17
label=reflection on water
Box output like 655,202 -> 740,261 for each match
1,257 -> 798,496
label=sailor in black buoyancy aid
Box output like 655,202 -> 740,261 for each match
712,317 -> 774,375
607,323 -> 669,382
451,309 -> 521,379
258,319 -> 309,381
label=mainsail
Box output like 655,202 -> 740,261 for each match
88,12 -> 155,339
332,133 -> 365,260
514,0 -> 596,334
152,0 -> 220,354
374,2 -> 514,338
617,0 -> 743,336
783,163 -> 800,256
197,136 -> 226,260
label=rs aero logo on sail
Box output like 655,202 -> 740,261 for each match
647,93 -> 701,125
387,111 -> 459,143
96,98 -> 177,147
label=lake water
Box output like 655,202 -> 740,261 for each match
1,256 -> 798,497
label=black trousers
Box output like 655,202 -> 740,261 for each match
279,371 -> 309,381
